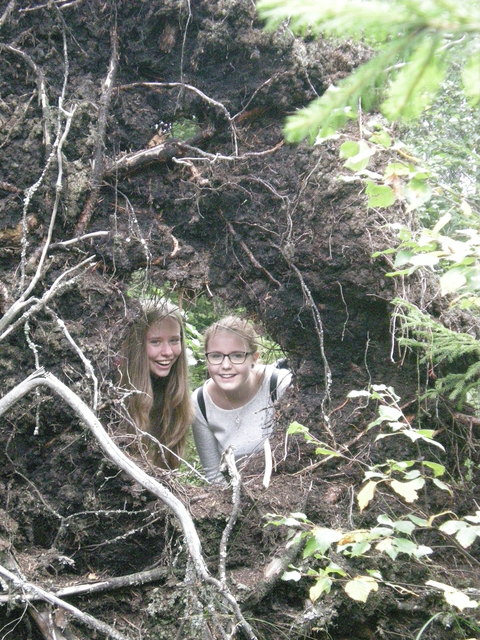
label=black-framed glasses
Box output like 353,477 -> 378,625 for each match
205,351 -> 253,365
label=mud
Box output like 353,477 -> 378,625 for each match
0,1 -> 479,639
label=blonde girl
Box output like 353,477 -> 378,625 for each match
192,316 -> 291,483
119,299 -> 192,469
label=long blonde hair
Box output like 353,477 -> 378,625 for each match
119,299 -> 192,469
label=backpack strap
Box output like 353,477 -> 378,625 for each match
196,385 -> 208,422
269,368 -> 279,404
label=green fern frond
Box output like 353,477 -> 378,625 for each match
393,299 -> 480,407
381,36 -> 447,121
283,32 -> 422,142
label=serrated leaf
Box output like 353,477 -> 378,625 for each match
365,180 -> 396,208
390,477 -> 425,503
344,576 -> 379,602
357,480 -> 378,512
309,576 -> 332,602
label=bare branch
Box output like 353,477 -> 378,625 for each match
0,256 -> 96,341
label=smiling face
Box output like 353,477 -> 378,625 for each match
205,329 -> 258,398
145,316 -> 182,378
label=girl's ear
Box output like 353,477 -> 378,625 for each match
252,351 -> 260,362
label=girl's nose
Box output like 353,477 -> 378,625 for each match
159,342 -> 173,356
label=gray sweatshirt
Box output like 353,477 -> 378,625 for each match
191,365 -> 292,483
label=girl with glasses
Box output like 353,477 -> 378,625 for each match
192,316 -> 292,483
118,299 -> 192,469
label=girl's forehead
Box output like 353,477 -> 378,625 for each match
147,316 -> 181,336
207,329 -> 248,349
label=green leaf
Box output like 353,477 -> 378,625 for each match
287,421 -> 308,435
462,54 -> 480,107
392,520 -> 416,535
440,268 -> 468,295
304,527 -> 343,556
309,576 -> 332,602
422,461 -> 445,477
315,446 -> 342,457
390,477 -> 425,503
365,180 -> 396,208
342,139 -> 376,171
282,569 -> 302,582
344,575 -> 379,602
339,140 -> 360,158
369,129 -> 392,148
357,480 -> 378,512
392,537 -> 418,556
407,514 -> 429,527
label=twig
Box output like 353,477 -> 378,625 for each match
0,255 -> 96,341
221,215 -> 282,288
0,44 -> 52,148
75,22 -> 119,234
218,448 -> 241,585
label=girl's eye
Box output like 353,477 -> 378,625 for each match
170,338 -> 180,344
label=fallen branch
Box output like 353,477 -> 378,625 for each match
0,564 -> 131,640
0,565 -> 171,603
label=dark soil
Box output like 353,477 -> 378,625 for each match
0,1 -> 479,639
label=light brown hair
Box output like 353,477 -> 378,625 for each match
119,299 -> 192,469
204,315 -> 259,354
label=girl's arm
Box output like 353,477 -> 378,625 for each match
192,389 -> 224,484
